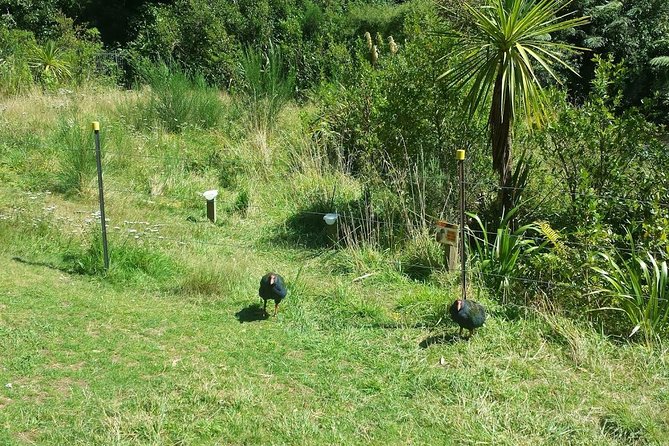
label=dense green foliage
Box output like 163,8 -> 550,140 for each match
563,0 -> 669,123
2,0 -> 667,120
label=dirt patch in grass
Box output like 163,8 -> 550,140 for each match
16,430 -> 39,444
53,378 -> 88,397
0,396 -> 12,409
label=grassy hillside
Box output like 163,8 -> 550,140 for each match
1,89 -> 668,445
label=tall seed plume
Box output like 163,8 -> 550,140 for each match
364,31 -> 373,51
388,36 -> 398,55
375,32 -> 383,48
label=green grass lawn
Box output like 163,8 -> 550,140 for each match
1,190 -> 668,445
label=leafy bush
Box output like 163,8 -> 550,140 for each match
0,25 -> 36,95
315,15 -> 490,190
533,58 -> 669,251
1,14 -> 104,94
50,14 -> 105,86
129,0 -> 239,86
562,0 -> 669,124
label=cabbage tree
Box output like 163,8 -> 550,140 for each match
439,0 -> 589,211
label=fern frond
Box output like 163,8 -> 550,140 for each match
650,56 -> 669,68
536,220 -> 566,254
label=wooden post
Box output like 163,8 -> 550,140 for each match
203,190 -> 218,223
444,244 -> 458,271
206,200 -> 216,223
92,121 -> 109,271
436,222 -> 458,271
323,213 -> 339,245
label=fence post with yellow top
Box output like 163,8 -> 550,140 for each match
456,149 -> 466,301
92,121 -> 109,271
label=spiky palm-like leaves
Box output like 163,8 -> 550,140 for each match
439,0 -> 588,210
29,40 -> 71,84
592,250 -> 669,347
468,206 -> 543,301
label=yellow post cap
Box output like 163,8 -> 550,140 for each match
456,149 -> 465,160
92,121 -> 100,131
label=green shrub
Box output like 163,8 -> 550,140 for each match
533,59 -> 669,250
315,21 -> 490,193
51,14 -> 105,86
0,25 -> 37,95
128,0 -> 239,86
1,15 -> 105,94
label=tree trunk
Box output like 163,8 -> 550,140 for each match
489,70 -> 513,213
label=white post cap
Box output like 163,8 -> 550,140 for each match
203,190 -> 218,201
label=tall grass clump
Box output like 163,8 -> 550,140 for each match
53,118 -> 96,196
175,257 -> 254,301
237,45 -> 295,135
592,247 -> 669,346
63,231 -> 178,285
126,60 -> 223,132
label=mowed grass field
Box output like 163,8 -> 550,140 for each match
1,90 -> 669,445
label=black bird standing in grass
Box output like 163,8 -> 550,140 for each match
449,299 -> 486,337
259,272 -> 287,317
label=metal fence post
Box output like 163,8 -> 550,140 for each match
456,149 -> 466,301
92,121 -> 110,270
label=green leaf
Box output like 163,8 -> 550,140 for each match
650,56 -> 669,68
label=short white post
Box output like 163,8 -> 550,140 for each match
203,190 -> 218,223
323,213 -> 339,244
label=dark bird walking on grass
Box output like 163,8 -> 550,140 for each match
449,299 -> 486,337
259,272 -> 287,317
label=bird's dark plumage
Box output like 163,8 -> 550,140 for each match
449,299 -> 486,337
259,272 -> 287,316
